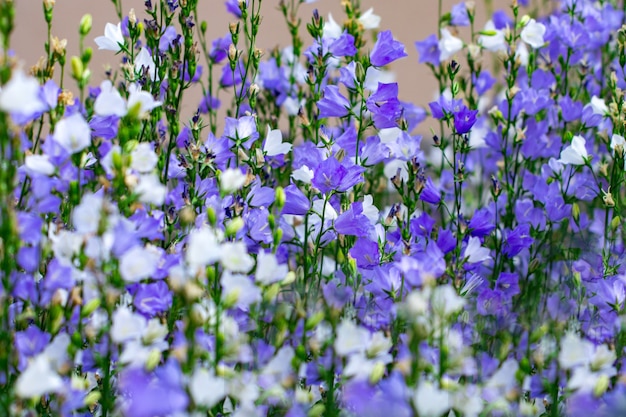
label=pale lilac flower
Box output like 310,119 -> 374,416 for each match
255,251 -> 288,285
0,69 -> 47,116
263,126 -> 292,156
610,134 -> 625,157
135,47 -> 158,81
72,193 -> 103,234
15,354 -> 64,398
190,369 -> 228,408
24,154 -> 55,176
110,305 -> 147,344
220,168 -> 247,193
431,285 -> 466,317
94,80 -> 126,117
520,18 -> 546,49
323,14 -> 342,39
221,271 -> 261,307
413,382 -> 451,417
186,227 -> 222,268
358,8 -> 381,30
291,165 -> 314,183
515,41 -> 529,67
135,174 -> 167,205
220,242 -> 254,273
588,95 -> 608,116
558,135 -> 588,165
559,333 -> 594,370
127,83 -> 162,117
119,245 -> 159,282
95,22 -> 124,52
334,320 -> 370,356
464,236 -> 492,263
479,20 -> 507,52
131,143 -> 158,173
439,28 -> 463,61
53,112 -> 92,154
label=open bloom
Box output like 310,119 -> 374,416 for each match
521,18 -> 546,49
479,20 -> 506,52
464,236 -> 492,263
439,28 -> 463,61
370,30 -> 407,67
53,112 -> 92,154
95,22 -> 124,52
0,69 -> 47,117
263,126 -> 292,156
558,135 -> 589,165
15,354 -> 63,399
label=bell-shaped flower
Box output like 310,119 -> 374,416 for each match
135,174 -> 167,205
610,134 -> 625,157
0,69 -> 47,117
464,236 -> 492,264
15,354 -> 63,399
317,85 -> 351,118
334,320 -> 371,357
558,332 -> 594,370
220,168 -> 247,194
520,18 -> 546,49
358,8 -> 381,30
95,22 -> 125,52
131,143 -> 158,173
479,20 -> 507,52
110,305 -> 148,344
263,125 -> 292,156
186,227 -> 222,269
558,135 -> 589,165
135,47 -> 158,81
312,156 -> 365,193
24,154 -> 55,176
53,112 -> 92,154
220,242 -> 254,273
221,271 -> 261,308
370,30 -> 407,67
439,28 -> 463,61
190,369 -> 228,408
94,80 -> 126,117
127,83 -> 162,118
119,245 -> 160,282
255,251 -> 288,285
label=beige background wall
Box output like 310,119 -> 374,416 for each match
13,0 -> 511,122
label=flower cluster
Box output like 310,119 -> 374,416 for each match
2,0 -> 626,416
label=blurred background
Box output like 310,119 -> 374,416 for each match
13,0 -> 513,125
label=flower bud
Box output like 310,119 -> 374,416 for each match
612,215 -> 621,231
369,361 -> 386,384
594,374 -> 610,397
83,390 -> 101,407
305,311 -> 325,331
225,217 -> 244,237
263,283 -> 280,302
81,298 -> 101,318
275,186 -> 286,210
145,349 -> 161,371
228,43 -> 238,62
206,206 -> 217,227
79,14 -> 92,36
572,202 -> 580,223
308,404 -> 325,417
70,56 -> 83,80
